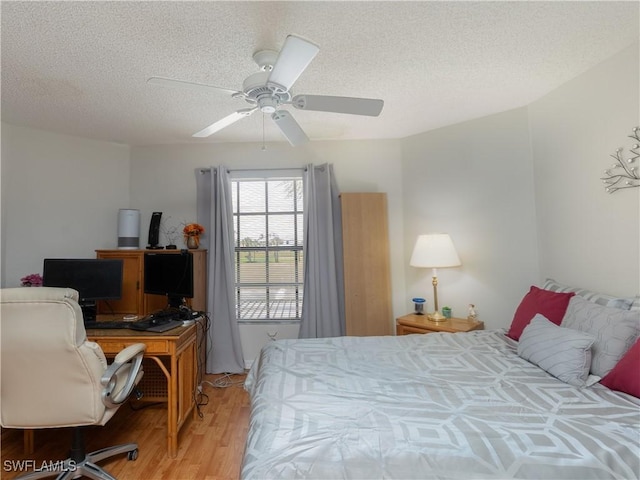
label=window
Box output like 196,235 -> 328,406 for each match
231,172 -> 304,323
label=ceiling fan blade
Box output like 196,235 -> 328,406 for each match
271,110 -> 309,146
291,95 -> 384,117
192,108 -> 257,138
148,76 -> 241,96
267,35 -> 319,93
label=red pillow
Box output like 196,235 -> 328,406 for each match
600,338 -> 640,398
507,286 -> 575,341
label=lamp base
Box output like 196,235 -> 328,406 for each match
427,312 -> 447,322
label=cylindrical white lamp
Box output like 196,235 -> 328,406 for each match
410,233 -> 461,321
117,209 -> 140,249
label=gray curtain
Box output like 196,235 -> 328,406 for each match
196,166 -> 244,373
299,163 -> 346,338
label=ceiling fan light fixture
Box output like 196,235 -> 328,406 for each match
258,96 -> 278,113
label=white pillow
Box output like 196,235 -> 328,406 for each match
561,295 -> 640,378
518,314 -> 595,387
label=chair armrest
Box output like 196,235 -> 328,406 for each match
101,343 -> 146,408
112,343 -> 146,365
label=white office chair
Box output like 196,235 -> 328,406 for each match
0,287 -> 146,480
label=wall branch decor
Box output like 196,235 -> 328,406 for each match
601,127 -> 639,193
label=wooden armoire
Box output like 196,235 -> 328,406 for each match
340,193 -> 393,336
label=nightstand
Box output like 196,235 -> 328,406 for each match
396,313 -> 484,335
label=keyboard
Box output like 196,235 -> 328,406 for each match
84,320 -> 133,329
84,309 -> 194,332
140,320 -> 184,333
128,310 -> 183,332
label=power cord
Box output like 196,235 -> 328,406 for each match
202,373 -> 246,389
194,312 -> 211,418
194,373 -> 246,418
191,312 -> 247,418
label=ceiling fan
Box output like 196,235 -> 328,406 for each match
147,35 -> 384,146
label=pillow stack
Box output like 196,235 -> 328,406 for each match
509,279 -> 640,396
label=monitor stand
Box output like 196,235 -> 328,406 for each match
80,302 -> 97,322
167,295 -> 185,309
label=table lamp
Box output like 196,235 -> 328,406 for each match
410,233 -> 461,321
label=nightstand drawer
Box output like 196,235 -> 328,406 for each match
397,324 -> 438,335
396,314 -> 484,335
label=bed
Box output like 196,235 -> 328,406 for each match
242,284 -> 640,479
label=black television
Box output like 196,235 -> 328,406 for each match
144,252 -> 194,309
42,258 -> 123,321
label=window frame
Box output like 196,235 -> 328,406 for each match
230,169 -> 304,324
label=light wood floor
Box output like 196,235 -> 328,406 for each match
1,374 -> 250,480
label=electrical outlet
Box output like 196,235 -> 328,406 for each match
197,385 -> 203,394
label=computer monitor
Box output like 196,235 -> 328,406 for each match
42,258 -> 123,321
143,252 -> 194,309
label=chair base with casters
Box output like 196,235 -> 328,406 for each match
15,427 -> 138,480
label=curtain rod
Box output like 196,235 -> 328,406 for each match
200,167 -> 309,174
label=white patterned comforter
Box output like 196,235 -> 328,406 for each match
242,330 -> 640,479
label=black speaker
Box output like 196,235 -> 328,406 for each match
147,212 -> 162,249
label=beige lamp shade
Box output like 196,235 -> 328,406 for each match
410,234 -> 461,268
410,233 -> 461,322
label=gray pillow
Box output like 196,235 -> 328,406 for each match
518,314 -> 595,387
543,278 -> 634,310
561,295 -> 640,378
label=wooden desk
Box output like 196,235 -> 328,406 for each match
87,323 -> 198,458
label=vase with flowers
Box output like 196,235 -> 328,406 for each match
21,273 -> 43,287
183,223 -> 205,249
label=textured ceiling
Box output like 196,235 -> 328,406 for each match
1,1 -> 638,147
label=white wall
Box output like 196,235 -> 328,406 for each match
129,139 -> 405,365
395,41 -> 640,331
529,42 -> 640,297
0,123 -> 130,287
2,42 -> 637,367
401,107 -> 539,329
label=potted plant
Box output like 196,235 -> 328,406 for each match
183,223 -> 205,249
20,273 -> 43,287
442,306 -> 452,318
